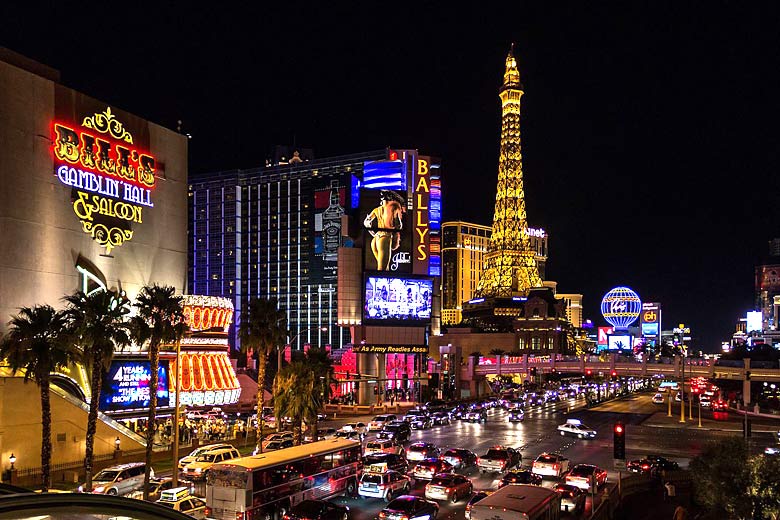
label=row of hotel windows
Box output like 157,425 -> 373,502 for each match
518,337 -> 556,350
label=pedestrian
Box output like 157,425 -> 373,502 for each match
672,505 -> 687,520
664,481 -> 676,501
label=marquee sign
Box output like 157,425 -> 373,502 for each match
52,107 -> 157,253
352,344 -> 428,354
182,295 -> 234,333
173,351 -> 241,407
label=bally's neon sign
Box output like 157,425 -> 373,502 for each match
52,107 -> 157,252
414,158 -> 430,266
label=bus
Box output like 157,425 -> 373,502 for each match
204,437 -> 362,520
469,484 -> 560,520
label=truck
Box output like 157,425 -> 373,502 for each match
477,446 -> 521,473
468,484 -> 561,520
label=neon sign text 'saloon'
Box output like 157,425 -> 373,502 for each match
52,107 -> 157,252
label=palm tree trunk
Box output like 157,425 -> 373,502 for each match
84,356 -> 103,492
256,353 -> 267,453
40,378 -> 52,492
143,340 -> 160,501
294,415 -> 302,446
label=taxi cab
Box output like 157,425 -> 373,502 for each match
358,464 -> 412,502
155,487 -> 207,518
557,418 -> 597,439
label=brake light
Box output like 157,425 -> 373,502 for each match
476,457 -> 481,465
378,484 -> 387,490
553,464 -> 559,471
237,513 -> 245,520
642,464 -> 650,470
378,513 -> 387,519
205,507 -> 212,516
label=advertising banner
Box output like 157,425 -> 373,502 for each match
597,326 -> 614,346
312,177 -> 347,282
640,302 -> 661,338
364,275 -> 432,325
412,157 -> 431,275
360,188 -> 412,273
352,344 -> 429,354
608,334 -> 633,351
100,360 -> 170,413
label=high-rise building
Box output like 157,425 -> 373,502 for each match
441,221 -> 548,325
189,149 -> 387,355
756,238 -> 780,330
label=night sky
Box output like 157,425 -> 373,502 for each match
3,3 -> 779,351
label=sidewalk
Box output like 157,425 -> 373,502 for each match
642,409 -> 780,432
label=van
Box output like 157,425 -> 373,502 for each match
468,484 -> 560,520
364,439 -> 403,456
78,462 -> 151,495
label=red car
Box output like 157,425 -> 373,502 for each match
565,464 -> 608,490
712,400 -> 728,411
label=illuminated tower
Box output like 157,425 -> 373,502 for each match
475,46 -> 543,298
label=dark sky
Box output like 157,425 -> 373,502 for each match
3,2 -> 779,351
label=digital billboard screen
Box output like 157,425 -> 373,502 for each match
608,334 -> 633,351
364,275 -> 432,325
99,359 -> 170,413
360,188 -> 412,273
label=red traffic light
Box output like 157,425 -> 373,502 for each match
585,369 -> 592,375
611,370 -> 617,377
614,424 -> 624,434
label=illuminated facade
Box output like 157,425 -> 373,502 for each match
755,238 -> 780,330
441,221 -> 548,325
474,46 -> 543,298
189,150 -> 387,354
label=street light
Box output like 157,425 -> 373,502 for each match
9,453 -> 15,471
279,326 -> 328,372
115,437 -> 121,451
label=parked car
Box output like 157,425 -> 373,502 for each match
181,447 -> 240,481
410,458 -> 454,480
406,442 -> 440,462
440,448 -> 477,470
378,495 -> 438,520
498,470 -> 542,488
424,473 -> 473,503
369,414 -> 398,431
565,464 -> 608,490
531,453 -> 570,479
286,499 -> 350,520
554,483 -> 586,514
78,462 -> 151,495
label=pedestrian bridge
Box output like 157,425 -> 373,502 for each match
465,354 -> 780,383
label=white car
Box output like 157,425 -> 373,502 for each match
557,419 -> 597,439
369,414 -> 397,431
699,395 -> 712,407
652,393 -> 665,404
531,453 -> 570,478
339,422 -> 367,435
358,469 -> 411,501
365,440 -> 403,456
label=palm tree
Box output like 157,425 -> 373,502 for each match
0,305 -> 76,491
64,290 -> 130,493
129,284 -> 186,501
273,362 -> 320,446
239,297 -> 288,449
303,348 -> 335,441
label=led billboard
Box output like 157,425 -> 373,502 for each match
360,188 -> 412,273
99,359 -> 170,413
747,311 -> 763,332
364,275 -> 432,325
597,326 -> 614,346
640,302 -> 661,338
311,177 -> 347,281
608,334 -> 633,351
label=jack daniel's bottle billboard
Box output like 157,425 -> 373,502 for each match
312,178 -> 345,282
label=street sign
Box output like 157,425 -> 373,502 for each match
613,459 -> 626,471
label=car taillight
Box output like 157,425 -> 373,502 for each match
237,513 -> 245,520
553,464 -> 559,471
205,507 -> 211,516
476,457 -> 481,465
446,487 -> 453,493
642,464 -> 650,470
378,513 -> 387,519
378,484 -> 386,490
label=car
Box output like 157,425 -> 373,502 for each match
410,458 -> 454,480
565,464 -> 608,490
363,453 -> 409,474
464,491 -> 492,520
712,399 -> 728,411
181,447 -> 241,481
263,431 -> 294,444
531,453 -> 570,479
627,455 -> 679,473
359,469 -> 412,501
557,419 -> 597,439
464,407 -> 487,423
339,422 -> 367,435
423,400 -> 448,412
286,499 -> 350,520
378,495 -> 439,520
369,414 -> 398,431
526,393 -> 546,406
404,409 -> 430,423
554,483 -> 586,514
148,477 -> 177,502
424,473 -> 473,503
498,470 -> 542,488
410,415 -> 433,430
440,448 -> 478,470
477,446 -> 521,473
699,395 -> 712,407
449,404 -> 468,419
305,427 -> 338,442
504,399 -> 524,410
178,443 -> 234,470
335,430 -> 364,441
431,412 -> 451,425
78,462 -> 151,495
507,409 -> 525,422
263,439 -> 294,451
365,440 -> 404,456
155,487 -> 207,518
377,421 -> 411,443
406,442 -> 440,462
765,446 -> 780,456
652,393 -> 665,404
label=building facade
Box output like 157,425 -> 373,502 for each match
189,150 -> 388,354
755,238 -> 780,331
441,221 -> 548,325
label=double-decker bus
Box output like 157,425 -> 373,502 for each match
205,437 -> 361,520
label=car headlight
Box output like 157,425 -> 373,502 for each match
77,485 -> 84,493
195,468 -> 202,473
93,486 -> 105,493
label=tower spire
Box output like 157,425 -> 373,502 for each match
475,47 -> 542,298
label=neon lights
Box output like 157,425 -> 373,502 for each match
52,108 -> 158,253
600,287 -> 642,330
181,295 -> 234,332
172,351 -> 241,407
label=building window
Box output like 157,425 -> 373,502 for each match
547,337 -> 554,350
532,337 -> 540,350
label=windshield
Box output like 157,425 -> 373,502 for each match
485,450 -> 508,459
93,470 -> 120,482
373,416 -> 387,421
571,466 -> 593,476
362,474 -> 383,484
430,477 -> 453,486
196,454 -> 216,462
538,455 -> 557,463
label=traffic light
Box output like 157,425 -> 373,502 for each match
610,370 -> 617,381
530,367 -> 537,377
585,368 -> 593,379
613,421 -> 626,460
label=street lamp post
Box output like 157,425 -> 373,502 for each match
279,326 -> 328,372
679,351 -> 686,424
172,339 -> 182,487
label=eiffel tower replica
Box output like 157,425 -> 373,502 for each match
463,46 -> 545,330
